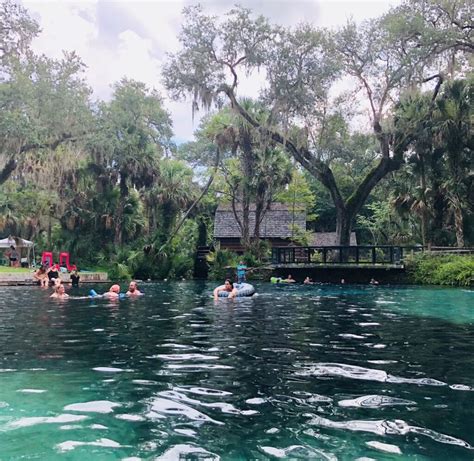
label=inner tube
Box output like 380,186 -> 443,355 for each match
270,277 -> 293,284
218,282 -> 255,298
89,289 -> 126,299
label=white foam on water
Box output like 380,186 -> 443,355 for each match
92,367 -> 125,373
64,400 -> 121,413
265,428 -> 280,434
132,379 -> 158,385
174,387 -> 232,397
165,364 -> 233,370
56,438 -> 121,452
90,424 -> 108,429
155,443 -> 220,460
146,397 -> 223,425
338,334 -> 365,339
154,354 -> 219,361
366,441 -> 402,454
8,414 -> 88,429
174,428 -> 197,437
308,416 -> 473,449
259,445 -> 336,460
17,389 -> 47,393
115,414 -> 146,422
338,395 -> 416,408
295,362 -> 447,387
449,384 -> 473,391
246,398 -> 267,405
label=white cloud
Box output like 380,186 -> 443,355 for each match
23,0 -> 401,142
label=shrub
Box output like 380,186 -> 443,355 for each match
407,253 -> 474,286
207,249 -> 239,280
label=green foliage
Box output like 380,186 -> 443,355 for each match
206,249 -> 239,281
275,170 -> 317,222
288,224 -> 313,246
407,253 -> 474,287
357,201 -> 393,245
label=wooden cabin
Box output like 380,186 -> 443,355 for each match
310,232 -> 357,246
213,203 -> 306,253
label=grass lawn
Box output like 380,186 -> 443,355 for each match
0,266 -> 32,273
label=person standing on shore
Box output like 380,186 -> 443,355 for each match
6,245 -> 19,267
236,261 -> 247,283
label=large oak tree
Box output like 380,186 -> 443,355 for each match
163,1 -> 472,245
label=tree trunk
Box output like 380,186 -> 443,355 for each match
452,196 -> 465,247
114,173 -> 128,247
335,207 -> 353,247
240,131 -> 254,252
0,158 -> 18,186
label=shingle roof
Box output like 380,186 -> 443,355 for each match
214,203 -> 306,238
310,232 -> 357,246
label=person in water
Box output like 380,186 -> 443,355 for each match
303,276 -> 314,284
103,284 -> 121,299
284,274 -> 296,283
47,264 -> 60,286
50,284 -> 69,299
213,279 -> 238,300
70,270 -> 80,287
126,281 -> 142,296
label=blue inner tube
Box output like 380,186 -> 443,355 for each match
89,289 -> 126,299
218,282 -> 255,298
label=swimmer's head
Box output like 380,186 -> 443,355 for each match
111,284 -> 120,293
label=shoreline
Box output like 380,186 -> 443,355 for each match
0,271 -> 109,286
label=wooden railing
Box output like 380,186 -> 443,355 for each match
271,245 -> 424,265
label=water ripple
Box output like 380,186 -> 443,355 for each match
308,416 -> 473,450
338,395 -> 417,408
295,362 -> 447,386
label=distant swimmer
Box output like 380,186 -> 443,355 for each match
126,281 -> 142,296
103,284 -> 121,299
50,284 -> 69,299
213,279 -> 238,300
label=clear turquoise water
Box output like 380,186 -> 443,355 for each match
0,282 -> 473,460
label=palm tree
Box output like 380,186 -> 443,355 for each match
433,79 -> 473,247
154,159 -> 196,245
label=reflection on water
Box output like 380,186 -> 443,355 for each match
0,282 -> 473,460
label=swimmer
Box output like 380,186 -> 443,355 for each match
126,281 -> 142,296
103,284 -> 121,299
50,284 -> 69,299
213,279 -> 238,300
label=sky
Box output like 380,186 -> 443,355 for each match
22,0 -> 401,143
